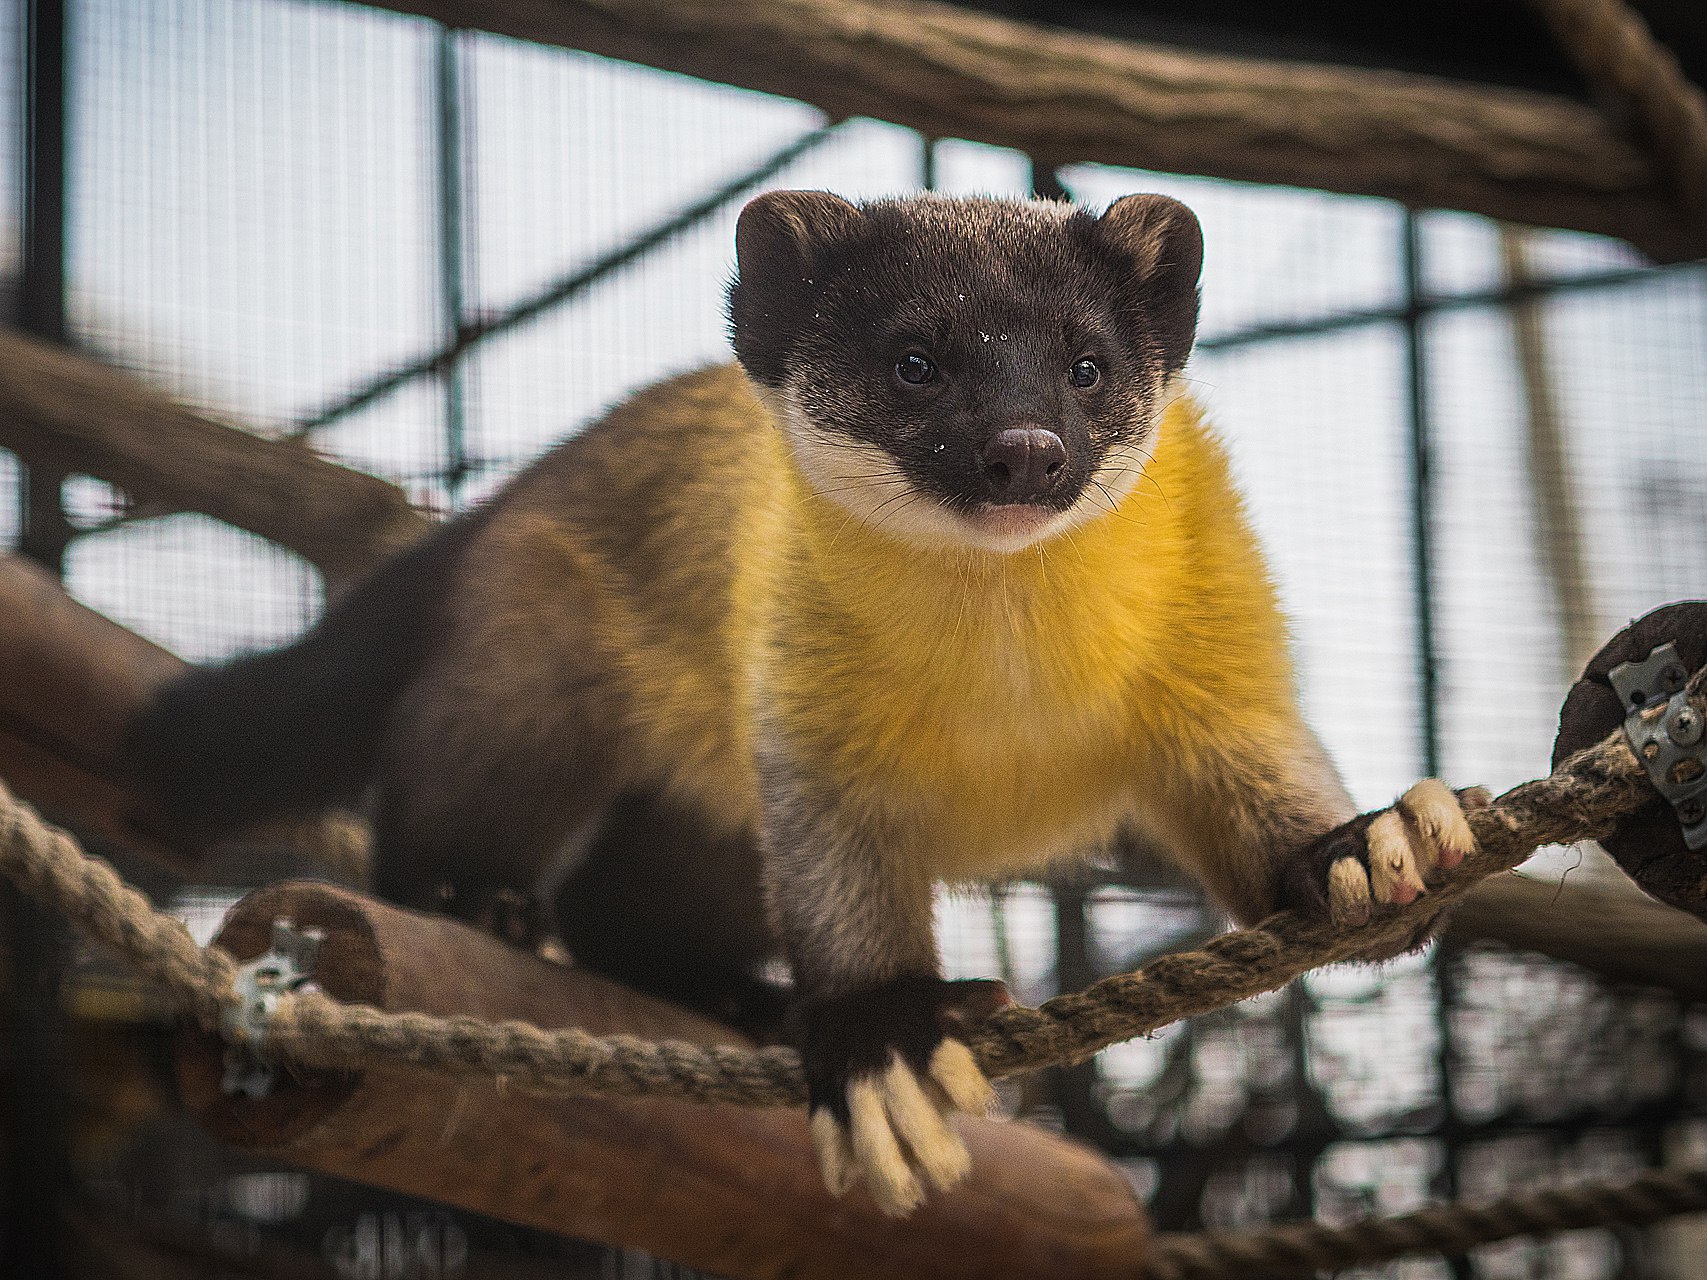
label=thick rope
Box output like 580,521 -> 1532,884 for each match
260,718 -> 1659,1102
0,673 -> 1689,1105
1526,0 -> 1707,225
0,674 -> 1701,1272
0,781 -> 234,1030
1143,1165 -> 1707,1279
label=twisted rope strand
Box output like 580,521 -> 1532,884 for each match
1143,1166 -> 1707,1279
0,780 -> 234,1029
260,722 -> 1657,1102
0,676 -> 1690,1104
0,676 -> 1703,1273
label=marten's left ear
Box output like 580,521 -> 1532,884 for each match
730,190 -> 866,387
1097,194 -> 1203,375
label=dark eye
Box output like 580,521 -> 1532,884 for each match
895,353 -> 937,386
1070,358 -> 1101,389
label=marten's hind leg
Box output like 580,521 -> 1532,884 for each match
368,659 -> 621,943
554,790 -> 787,1040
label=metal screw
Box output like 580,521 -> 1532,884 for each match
1670,705 -> 1703,746
1662,663 -> 1688,691
1681,800 -> 1705,826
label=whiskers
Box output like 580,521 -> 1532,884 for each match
866,487 -> 928,537
813,475 -> 912,500
1092,432 -> 1172,517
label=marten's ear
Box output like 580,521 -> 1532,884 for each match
1096,194 -> 1203,376
730,190 -> 866,387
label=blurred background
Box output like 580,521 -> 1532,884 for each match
2,0 -> 1705,1276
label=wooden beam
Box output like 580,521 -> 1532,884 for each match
175,881 -> 1155,1280
362,0 -> 1704,261
0,330 -> 430,590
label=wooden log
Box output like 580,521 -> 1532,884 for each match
1440,871 -> 1707,1000
361,0 -> 1704,261
0,330 -> 429,589
0,554 -> 371,880
1555,601 -> 1707,924
0,553 -> 188,868
175,881 -> 1154,1280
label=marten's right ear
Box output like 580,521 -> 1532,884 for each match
730,190 -> 865,387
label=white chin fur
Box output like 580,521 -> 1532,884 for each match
763,385 -> 1151,554
956,503 -> 1072,554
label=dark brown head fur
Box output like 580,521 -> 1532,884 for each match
728,191 -> 1202,533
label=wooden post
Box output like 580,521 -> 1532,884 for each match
176,881 -> 1154,1280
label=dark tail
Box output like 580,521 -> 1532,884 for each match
123,514 -> 480,841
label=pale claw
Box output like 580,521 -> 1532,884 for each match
1367,809 -> 1426,904
847,1072 -> 926,1216
809,1108 -> 858,1198
1399,778 -> 1479,874
928,1039 -> 995,1115
1328,855 -> 1373,926
878,1053 -> 970,1194
812,1042 -> 992,1215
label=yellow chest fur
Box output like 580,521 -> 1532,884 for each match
558,369 -> 1295,879
741,395 -> 1297,880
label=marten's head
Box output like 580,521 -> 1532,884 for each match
730,190 -> 1202,553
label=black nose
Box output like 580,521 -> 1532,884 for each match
979,428 -> 1067,503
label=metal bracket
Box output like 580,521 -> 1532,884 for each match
220,918 -> 324,1100
1610,641 -> 1707,850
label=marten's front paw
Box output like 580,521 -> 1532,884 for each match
800,976 -> 1008,1216
1282,779 -> 1491,940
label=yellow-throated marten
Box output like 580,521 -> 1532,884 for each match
127,191 -> 1481,1215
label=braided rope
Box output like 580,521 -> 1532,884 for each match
1526,0 -> 1707,223
0,675 -> 1702,1272
1144,1166 -> 1707,1279
0,679 -> 1691,1104
0,779 -> 234,1030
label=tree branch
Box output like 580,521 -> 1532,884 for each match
363,0 -> 1704,260
1442,870 -> 1707,999
0,330 -> 429,589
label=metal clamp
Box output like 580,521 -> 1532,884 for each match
220,918 -> 324,1099
1610,641 -> 1707,850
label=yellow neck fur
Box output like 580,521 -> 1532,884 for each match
760,396 -> 1293,877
